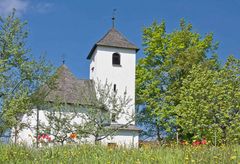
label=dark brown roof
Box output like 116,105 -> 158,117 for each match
42,65 -> 96,105
87,28 -> 139,59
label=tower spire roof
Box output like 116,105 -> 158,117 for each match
87,28 -> 139,59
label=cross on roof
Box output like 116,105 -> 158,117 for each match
112,9 -> 117,28
61,54 -> 65,65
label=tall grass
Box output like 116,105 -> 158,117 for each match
0,144 -> 239,163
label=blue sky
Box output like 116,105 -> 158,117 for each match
1,0 -> 240,78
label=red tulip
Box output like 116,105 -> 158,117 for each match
192,140 -> 201,146
201,139 -> 207,145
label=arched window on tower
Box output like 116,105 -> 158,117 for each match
112,53 -> 120,65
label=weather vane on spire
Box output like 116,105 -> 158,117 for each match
112,9 -> 117,28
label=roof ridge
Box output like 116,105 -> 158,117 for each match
96,28 -> 138,48
96,28 -> 114,44
57,64 -> 77,79
87,28 -> 139,59
110,28 -> 133,43
42,64 -> 96,105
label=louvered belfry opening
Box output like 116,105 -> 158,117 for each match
112,53 -> 120,65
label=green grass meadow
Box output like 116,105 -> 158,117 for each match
0,144 -> 239,163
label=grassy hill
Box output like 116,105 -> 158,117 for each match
0,144 -> 239,163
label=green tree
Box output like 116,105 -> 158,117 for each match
39,102 -> 78,146
38,80 -> 134,146
75,81 -> 134,144
136,19 -> 218,142
0,10 -> 53,141
176,56 -> 240,144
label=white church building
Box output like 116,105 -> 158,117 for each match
12,26 -> 140,148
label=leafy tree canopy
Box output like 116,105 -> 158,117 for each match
136,19 -> 219,141
176,56 -> 240,144
0,10 -> 53,137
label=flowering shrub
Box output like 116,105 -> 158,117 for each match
69,133 -> 77,139
180,140 -> 188,145
192,138 -> 207,146
201,139 -> 207,145
37,134 -> 52,143
192,140 -> 201,146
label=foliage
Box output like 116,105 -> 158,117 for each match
75,81 -> 133,144
0,10 -> 53,139
1,91 -> 32,143
136,19 -> 218,141
0,144 -> 239,163
37,80 -> 134,146
137,106 -> 165,141
39,102 -> 78,146
176,56 -> 240,144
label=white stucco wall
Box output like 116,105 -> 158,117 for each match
101,130 -> 139,148
11,109 -> 47,146
13,109 -> 139,148
89,46 -> 136,125
11,108 -> 88,146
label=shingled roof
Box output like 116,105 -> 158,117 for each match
87,28 -> 139,59
42,64 -> 96,105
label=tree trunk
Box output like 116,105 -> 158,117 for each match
156,125 -> 161,144
36,107 -> 39,148
221,125 -> 227,144
94,134 -> 99,145
14,127 -> 17,144
176,131 -> 179,145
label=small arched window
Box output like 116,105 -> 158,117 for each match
112,53 -> 120,65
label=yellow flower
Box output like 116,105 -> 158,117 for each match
230,156 -> 236,160
136,159 -> 141,164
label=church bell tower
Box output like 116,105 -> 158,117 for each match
87,22 -> 139,125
